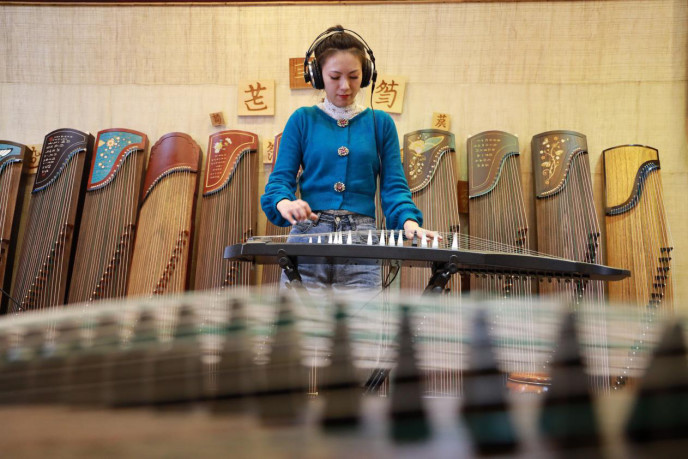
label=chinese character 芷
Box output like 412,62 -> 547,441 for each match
244,82 -> 268,111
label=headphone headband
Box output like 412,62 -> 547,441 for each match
304,27 -> 377,90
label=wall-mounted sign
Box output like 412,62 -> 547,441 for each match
238,79 -> 275,116
372,75 -> 406,114
289,57 -> 313,90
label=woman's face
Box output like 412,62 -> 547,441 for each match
321,50 -> 363,107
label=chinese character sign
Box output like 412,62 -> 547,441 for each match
238,79 -> 275,116
371,75 -> 406,114
432,112 -> 451,131
262,137 -> 275,164
289,57 -> 313,90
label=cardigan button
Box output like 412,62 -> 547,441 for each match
334,182 -> 346,192
337,119 -> 349,128
337,146 -> 349,157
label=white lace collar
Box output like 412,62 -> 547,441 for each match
318,98 -> 365,121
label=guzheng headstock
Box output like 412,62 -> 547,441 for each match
204,130 -> 258,196
0,140 -> 30,170
467,130 -> 520,198
33,128 -> 94,193
141,132 -> 200,202
402,129 -> 455,193
88,128 -> 149,191
531,130 -> 587,198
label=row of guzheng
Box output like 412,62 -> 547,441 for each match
464,130 -> 673,391
1,127 -> 672,316
0,128 -> 259,314
0,289 -> 685,454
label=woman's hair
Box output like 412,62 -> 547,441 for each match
314,25 -> 367,69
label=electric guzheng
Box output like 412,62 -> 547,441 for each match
224,232 -> 630,293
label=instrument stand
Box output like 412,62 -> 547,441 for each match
277,250 -> 303,289
423,255 -> 460,295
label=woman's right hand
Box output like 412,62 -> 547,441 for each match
276,199 -> 318,225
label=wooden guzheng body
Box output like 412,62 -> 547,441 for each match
194,130 -> 258,291
10,129 -> 93,313
401,129 -> 461,395
604,145 -> 674,386
467,131 -> 529,294
0,141 -> 31,313
0,288 -> 684,456
531,130 -> 603,300
468,131 -> 545,390
604,145 -> 673,308
127,132 -> 200,297
402,129 -> 461,292
68,129 -> 148,304
531,130 -> 608,390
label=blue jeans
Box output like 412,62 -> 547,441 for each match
280,212 -> 382,294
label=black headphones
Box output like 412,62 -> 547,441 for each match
304,27 -> 377,90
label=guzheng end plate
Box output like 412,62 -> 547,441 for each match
467,130 -> 520,198
403,129 -> 455,193
33,128 -> 92,193
204,130 -> 258,196
224,242 -> 630,281
88,129 -> 148,191
531,130 -> 587,198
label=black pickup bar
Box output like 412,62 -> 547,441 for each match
224,242 -> 630,281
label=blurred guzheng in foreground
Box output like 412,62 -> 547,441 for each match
1,231 -> 685,456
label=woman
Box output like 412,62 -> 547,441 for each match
261,26 -> 433,293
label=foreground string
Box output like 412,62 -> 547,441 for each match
604,144 -> 674,389
531,130 -> 609,393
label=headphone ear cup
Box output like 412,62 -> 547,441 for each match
308,59 -> 325,90
360,59 -> 372,88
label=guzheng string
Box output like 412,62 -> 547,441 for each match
0,146 -> 27,300
261,133 -> 295,289
127,132 -> 200,299
193,131 -> 258,391
401,129 -> 462,397
194,130 -> 258,293
604,145 -> 674,386
68,129 -> 148,305
0,287 -> 668,417
10,129 -> 92,315
467,131 -> 543,389
532,131 -> 609,392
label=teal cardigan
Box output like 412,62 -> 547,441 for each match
261,106 -> 422,229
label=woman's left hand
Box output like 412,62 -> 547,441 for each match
403,220 -> 442,242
